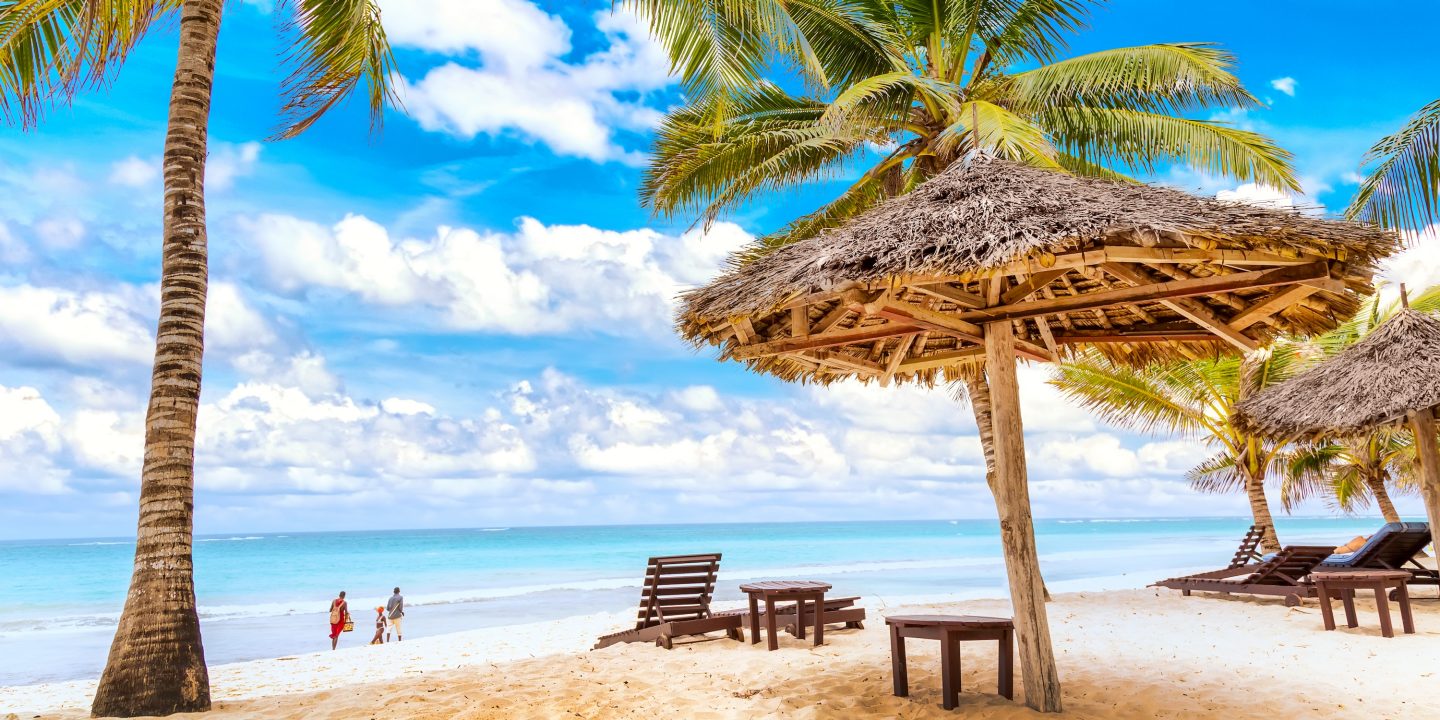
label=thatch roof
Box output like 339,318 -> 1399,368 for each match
1235,309 -> 1440,440
678,155 -> 1399,386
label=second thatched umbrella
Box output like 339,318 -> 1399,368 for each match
1236,305 -> 1440,551
680,155 -> 1397,712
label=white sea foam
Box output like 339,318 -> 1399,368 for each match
197,536 -> 266,542
65,541 -> 130,546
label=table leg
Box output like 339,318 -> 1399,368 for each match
940,630 -> 959,710
1317,582 -> 1336,631
765,597 -> 778,651
748,593 -> 760,645
1341,589 -> 1359,628
1374,587 -> 1395,638
794,598 -> 806,640
890,626 -> 908,697
813,593 -> 824,647
998,628 -> 1014,700
1396,583 -> 1416,635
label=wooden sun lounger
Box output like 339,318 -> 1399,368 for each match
1151,545 -> 1337,607
716,595 -> 867,634
1180,524 -> 1272,581
593,553 -> 743,650
1319,522 -> 1437,597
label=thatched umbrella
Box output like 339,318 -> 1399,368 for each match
679,155 -> 1398,712
1236,305 -> 1440,547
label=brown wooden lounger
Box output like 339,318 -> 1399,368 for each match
1151,545 -> 1337,607
1177,524 -> 1272,582
593,553 -> 743,650
1318,522 -> 1437,596
717,595 -> 867,634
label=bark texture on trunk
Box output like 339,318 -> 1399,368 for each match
1366,473 -> 1401,524
983,321 -> 1062,712
1407,412 -> 1440,559
91,1 -> 222,716
1245,470 -> 1281,553
964,375 -> 1050,602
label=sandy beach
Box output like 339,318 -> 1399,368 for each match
5,587 -> 1438,719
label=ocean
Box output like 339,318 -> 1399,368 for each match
0,516 -> 1393,687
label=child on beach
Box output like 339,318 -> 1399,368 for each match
370,606 -> 387,645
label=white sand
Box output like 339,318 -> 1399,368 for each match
5,588 -> 1439,719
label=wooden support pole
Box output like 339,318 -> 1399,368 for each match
1407,409 -> 1440,555
984,320 -> 1062,713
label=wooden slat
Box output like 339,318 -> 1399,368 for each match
880,333 -> 919,386
908,282 -> 987,309
812,304 -> 851,334
790,306 -> 808,338
1228,284 -> 1322,330
1103,246 -> 1314,266
1001,270 -> 1067,305
858,298 -> 985,342
808,350 -> 885,375
895,348 -> 986,372
957,262 -> 1330,326
1100,263 -> 1260,351
1035,317 -> 1059,355
731,322 -> 923,360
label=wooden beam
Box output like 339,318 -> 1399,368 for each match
730,322 -> 922,359
733,317 -> 755,344
1408,410 -> 1440,570
1100,263 -> 1260,351
777,281 -> 863,310
1000,270 -> 1067,305
1103,246 -> 1313,266
983,320 -> 1063,712
1055,326 -> 1220,343
908,282 -> 988,309
1034,317 -> 1059,355
857,298 -> 985,342
1228,285 -> 1321,330
812,304 -> 852,334
986,276 -> 1005,306
807,350 -> 884,376
959,262 -> 1330,326
790,307 -> 809,339
879,333 -> 919,386
896,347 -> 986,372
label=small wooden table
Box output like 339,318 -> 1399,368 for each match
886,614 -> 1014,710
1313,570 -> 1416,638
739,580 -> 831,651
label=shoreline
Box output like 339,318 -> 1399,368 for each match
6,586 -> 1438,719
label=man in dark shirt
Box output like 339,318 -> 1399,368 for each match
386,587 -> 405,642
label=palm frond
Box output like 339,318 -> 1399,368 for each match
274,0 -> 400,140
1048,351 -> 1207,437
1009,43 -> 1258,113
1040,106 -> 1299,191
1346,97 -> 1440,233
984,0 -> 1095,67
0,0 -> 174,127
937,99 -> 1060,166
1186,452 -> 1245,494
1054,151 -> 1138,182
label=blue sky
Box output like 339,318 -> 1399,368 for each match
1,0 -> 1437,539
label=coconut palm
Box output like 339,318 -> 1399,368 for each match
1347,98 -> 1440,233
630,0 -> 1298,249
1049,345 -> 1308,552
1,1 -> 399,716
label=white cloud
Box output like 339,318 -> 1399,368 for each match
240,212 -> 753,335
1215,183 -> 1296,209
0,222 -> 28,264
0,284 -> 154,366
207,142 -> 262,191
0,386 -> 69,493
108,156 -> 161,188
34,217 -> 85,249
1269,77 -> 1297,96
391,4 -> 672,162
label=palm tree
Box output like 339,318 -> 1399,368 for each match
1,2 -> 398,716
1049,345 -> 1308,552
1284,432 -> 1414,522
631,0 -> 1298,248
1347,98 -> 1440,233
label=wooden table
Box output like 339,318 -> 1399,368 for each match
1313,570 -> 1416,638
886,614 -> 1014,710
738,580 -> 831,651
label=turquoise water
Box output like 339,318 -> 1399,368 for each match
0,516 -> 1396,685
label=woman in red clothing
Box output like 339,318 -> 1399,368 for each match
328,590 -> 350,650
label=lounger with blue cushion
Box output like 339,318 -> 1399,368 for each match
1319,522 -> 1437,594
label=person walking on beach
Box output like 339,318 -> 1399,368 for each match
386,587 -> 404,642
370,606 -> 387,645
328,591 -> 350,650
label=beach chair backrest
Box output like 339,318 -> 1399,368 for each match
1244,545 -> 1336,586
1346,522 -> 1432,569
1229,525 -> 1268,569
634,553 -> 722,630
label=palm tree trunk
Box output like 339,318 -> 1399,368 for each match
1367,473 -> 1402,524
965,375 -> 1051,601
1245,471 -> 1281,553
91,1 -> 223,716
